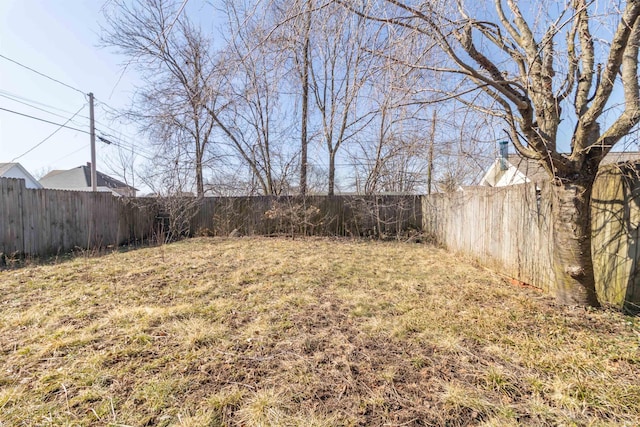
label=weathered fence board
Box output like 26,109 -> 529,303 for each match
0,182 -> 421,257
423,177 -> 640,311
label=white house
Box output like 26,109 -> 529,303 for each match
480,151 -> 640,187
0,163 -> 43,189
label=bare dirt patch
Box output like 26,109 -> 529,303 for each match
0,237 -> 638,426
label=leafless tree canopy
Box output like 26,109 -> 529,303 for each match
102,0 -> 493,197
351,0 -> 640,177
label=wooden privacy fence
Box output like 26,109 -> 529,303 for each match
0,183 -> 422,257
190,195 -> 423,238
422,182 -> 556,293
2,174 -> 639,311
423,174 -> 640,312
0,178 -> 155,257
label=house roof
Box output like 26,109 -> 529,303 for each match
506,154 -> 549,184
600,151 -> 640,165
507,151 -> 640,183
0,163 -> 15,176
40,164 -> 137,191
0,162 -> 43,189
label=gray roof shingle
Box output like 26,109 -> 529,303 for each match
507,151 -> 640,183
40,164 -> 137,191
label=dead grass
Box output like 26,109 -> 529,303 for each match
0,237 -> 638,426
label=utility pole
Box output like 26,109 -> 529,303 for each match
89,92 -> 97,192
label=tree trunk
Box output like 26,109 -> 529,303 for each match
551,179 -> 600,306
195,164 -> 204,197
299,0 -> 311,196
195,148 -> 204,197
328,152 -> 336,196
427,110 -> 436,195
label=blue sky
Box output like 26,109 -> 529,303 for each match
1,1 -> 637,190
0,1 -> 157,181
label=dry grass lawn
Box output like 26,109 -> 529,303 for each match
0,237 -> 639,426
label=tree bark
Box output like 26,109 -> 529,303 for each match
427,110 -> 436,195
299,0 -> 311,196
195,128 -> 204,197
551,179 -> 600,306
328,152 -> 336,196
195,159 -> 204,197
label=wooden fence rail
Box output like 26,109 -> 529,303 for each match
0,182 -> 422,256
592,165 -> 640,312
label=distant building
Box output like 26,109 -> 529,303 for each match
480,151 -> 640,187
39,163 -> 137,197
0,163 -> 43,189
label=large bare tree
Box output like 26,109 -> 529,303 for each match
286,0 -> 314,195
308,2 -> 378,195
215,0 -> 298,195
347,0 -> 640,306
103,0 -> 219,197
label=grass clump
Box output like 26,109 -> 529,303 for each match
0,236 -> 638,425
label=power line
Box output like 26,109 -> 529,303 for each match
0,53 -> 150,150
99,136 -> 155,161
0,53 -> 86,96
93,97 -> 148,141
109,142 -> 154,161
0,92 -> 89,127
0,89 -> 146,154
92,102 -> 141,138
96,126 -> 145,149
98,132 -> 152,155
0,89 -> 79,115
0,106 -> 90,134
94,98 -> 123,116
0,58 -> 141,139
0,95 -> 154,163
97,132 -> 156,160
10,105 -> 87,162
0,96 -> 159,161
50,143 -> 90,164
0,90 -> 134,140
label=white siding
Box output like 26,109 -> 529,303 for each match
0,165 -> 42,189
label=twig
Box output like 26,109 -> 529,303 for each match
225,381 -> 256,390
384,419 -> 420,427
110,397 -> 117,422
479,265 -> 544,293
90,408 -> 102,422
61,383 -> 70,412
